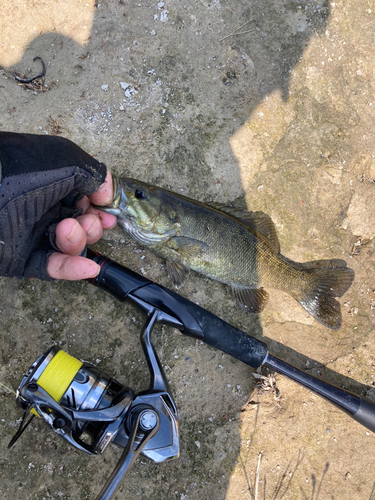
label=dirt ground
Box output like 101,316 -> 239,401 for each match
1,0 -> 375,499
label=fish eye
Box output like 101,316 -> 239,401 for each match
135,189 -> 147,200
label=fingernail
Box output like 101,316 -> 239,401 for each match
66,221 -> 82,244
86,263 -> 100,278
87,220 -> 100,239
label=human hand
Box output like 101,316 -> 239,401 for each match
47,171 -> 117,280
0,132 -> 116,281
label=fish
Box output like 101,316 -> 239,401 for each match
96,176 -> 354,330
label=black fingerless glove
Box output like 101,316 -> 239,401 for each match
0,132 -> 107,280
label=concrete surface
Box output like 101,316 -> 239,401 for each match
1,0 -> 375,499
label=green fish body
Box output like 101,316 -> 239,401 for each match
98,176 -> 354,330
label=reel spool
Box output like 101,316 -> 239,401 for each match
9,310 -> 179,500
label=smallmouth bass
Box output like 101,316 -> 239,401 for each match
97,176 -> 354,330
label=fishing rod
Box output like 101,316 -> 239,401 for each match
85,251 -> 375,431
9,250 -> 375,500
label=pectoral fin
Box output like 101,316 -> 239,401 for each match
228,286 -> 269,313
171,236 -> 208,258
167,260 -> 190,289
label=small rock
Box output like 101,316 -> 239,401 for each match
160,10 -> 169,21
120,82 -> 138,98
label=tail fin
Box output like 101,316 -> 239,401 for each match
291,265 -> 354,330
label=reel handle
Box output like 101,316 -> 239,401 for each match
97,410 -> 159,500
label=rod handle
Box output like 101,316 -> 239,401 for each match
87,250 -> 268,369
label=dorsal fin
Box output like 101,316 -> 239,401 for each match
205,203 -> 280,253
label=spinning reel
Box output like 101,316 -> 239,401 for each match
9,309 -> 179,500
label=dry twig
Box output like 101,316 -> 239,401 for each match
254,452 -> 262,500
219,20 -> 254,42
253,372 -> 282,406
48,115 -> 62,135
17,79 -> 51,94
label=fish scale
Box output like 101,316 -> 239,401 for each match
160,194 -> 263,281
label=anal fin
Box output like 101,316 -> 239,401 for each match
228,286 -> 269,313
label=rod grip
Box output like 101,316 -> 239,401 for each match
87,250 -> 268,369
161,287 -> 268,368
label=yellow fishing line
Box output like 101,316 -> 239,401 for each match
37,350 -> 83,403
0,381 -> 16,395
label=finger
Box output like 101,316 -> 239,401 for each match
47,253 -> 100,280
88,170 -> 114,206
86,207 -> 117,229
76,196 -> 117,229
55,218 -> 86,256
76,214 -> 103,244
76,195 -> 91,214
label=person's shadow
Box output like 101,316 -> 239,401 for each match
2,1 -> 370,499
